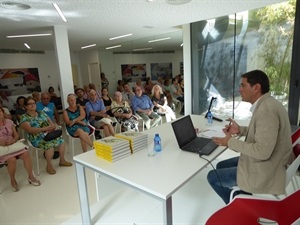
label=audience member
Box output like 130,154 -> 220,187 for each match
88,83 -> 102,99
36,92 -> 61,125
207,70 -> 293,204
0,99 -> 12,120
131,86 -> 161,130
20,97 -> 72,175
111,91 -> 139,132
85,89 -> 115,137
48,86 -> 58,98
116,80 -> 124,92
101,72 -> 109,89
170,78 -> 184,115
32,91 -> 41,102
15,96 -> 27,122
135,79 -> 145,93
122,82 -> 135,106
178,78 -> 184,93
101,87 -> 113,116
0,106 -> 41,191
144,77 -> 154,96
151,85 -> 176,123
83,85 -> 90,99
163,78 -> 173,107
0,91 -> 16,115
75,88 -> 88,110
63,94 -> 93,153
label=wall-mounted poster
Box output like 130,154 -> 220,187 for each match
0,68 -> 41,96
150,63 -> 172,80
121,64 -> 146,83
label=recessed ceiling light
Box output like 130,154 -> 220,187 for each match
0,2 -> 30,10
6,33 -> 52,38
109,33 -> 132,40
24,43 -> 30,49
53,3 -> 67,22
106,45 -> 122,50
148,37 -> 171,43
81,44 -> 96,49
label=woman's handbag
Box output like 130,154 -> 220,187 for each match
43,130 -> 62,141
0,140 -> 28,157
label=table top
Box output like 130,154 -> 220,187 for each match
73,115 -> 230,200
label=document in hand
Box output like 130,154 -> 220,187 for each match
201,126 -> 226,138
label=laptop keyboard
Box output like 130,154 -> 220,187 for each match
184,138 -> 211,153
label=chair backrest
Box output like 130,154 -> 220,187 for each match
286,155 -> 300,186
206,190 -> 300,225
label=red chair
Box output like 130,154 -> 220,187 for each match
206,189 -> 300,225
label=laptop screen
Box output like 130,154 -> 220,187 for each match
171,115 -> 197,148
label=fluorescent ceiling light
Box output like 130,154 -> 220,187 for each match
81,44 -> 96,49
53,3 -> 67,22
148,37 -> 171,43
133,48 -> 153,51
180,43 -> 183,47
24,43 -> 30,49
6,33 -> 52,38
109,33 -> 132,40
106,45 -> 121,50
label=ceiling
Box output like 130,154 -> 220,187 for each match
0,0 -> 286,53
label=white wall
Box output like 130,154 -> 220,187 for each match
0,51 -> 61,101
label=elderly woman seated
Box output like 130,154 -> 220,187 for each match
151,84 -> 176,123
63,94 -> 93,153
0,106 -> 40,192
111,91 -> 139,132
20,97 -> 72,175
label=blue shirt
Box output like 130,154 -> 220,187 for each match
131,94 -> 153,112
85,100 -> 105,122
36,102 -> 55,121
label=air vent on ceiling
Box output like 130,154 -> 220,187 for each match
166,0 -> 191,5
0,2 -> 31,10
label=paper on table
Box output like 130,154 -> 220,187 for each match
201,126 -> 226,138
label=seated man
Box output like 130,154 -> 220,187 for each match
75,88 -> 88,110
85,89 -> 115,137
131,86 -> 161,130
122,82 -> 135,106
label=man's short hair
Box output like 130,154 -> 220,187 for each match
75,88 -> 84,95
241,70 -> 270,94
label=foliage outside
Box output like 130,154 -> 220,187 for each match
255,0 -> 295,96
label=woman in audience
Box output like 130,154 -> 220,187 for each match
63,94 -> 93,153
163,78 -> 173,107
0,106 -> 40,191
111,91 -> 139,132
20,97 -> 72,175
0,99 -> 12,119
116,80 -> 124,92
144,77 -> 154,96
101,72 -> 109,89
15,96 -> 27,122
151,84 -> 176,123
48,86 -> 58,98
101,87 -> 113,116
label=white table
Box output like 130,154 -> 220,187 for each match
74,115 -> 229,225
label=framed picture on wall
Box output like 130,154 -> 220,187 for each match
0,68 -> 41,96
121,64 -> 146,83
150,63 -> 172,81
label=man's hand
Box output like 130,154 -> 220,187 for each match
212,130 -> 232,147
224,118 -> 240,135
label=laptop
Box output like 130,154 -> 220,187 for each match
171,115 -> 218,155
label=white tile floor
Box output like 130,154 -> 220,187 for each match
0,108 -> 298,225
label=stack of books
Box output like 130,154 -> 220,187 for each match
93,136 -> 131,162
115,131 -> 148,153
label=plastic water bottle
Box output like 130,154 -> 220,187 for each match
207,111 -> 213,125
154,134 -> 162,152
